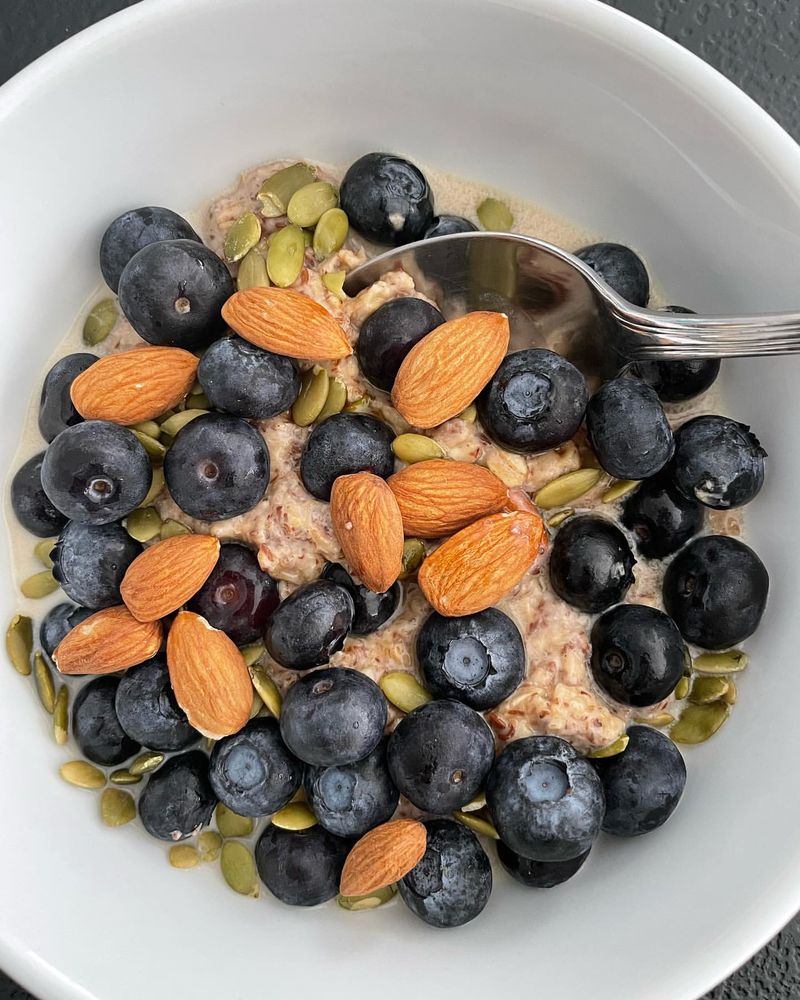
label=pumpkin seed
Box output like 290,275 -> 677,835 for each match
723,679 -> 738,705
169,844 -> 200,869
249,691 -> 264,718
534,468 -> 602,509
338,884 -> 397,911
287,181 -> 338,228
157,408 -> 177,424
198,830 -> 223,862
692,649 -> 749,675
587,734 -> 630,758
160,519 -> 192,540
224,211 -> 262,263
21,570 -> 59,599
141,466 -> 166,507
453,810 -> 499,840
458,404 -> 477,423
187,391 -> 210,410
159,408 -> 207,438
379,671 -> 432,714
257,162 -> 317,217
6,614 -> 33,675
392,433 -> 445,464
400,538 -> 425,578
303,229 -> 314,248
33,652 -> 56,713
477,197 -> 513,231
670,702 -> 730,744
129,751 -> 164,776
461,791 -> 487,813
216,803 -> 254,839
132,429 -> 166,463
34,538 -> 57,568
110,769 -> 141,786
60,760 -> 106,789
688,676 -> 730,705
674,676 -> 690,701
316,377 -> 347,422
291,367 -> 329,426
132,420 -> 161,438
125,506 -> 162,543
321,271 -> 347,300
83,298 -> 118,346
602,479 -> 640,504
267,224 -> 306,288
546,509 -> 575,528
343,395 -> 370,413
101,788 -> 136,826
236,248 -> 270,291
313,208 -> 349,258
53,685 -> 69,744
240,642 -> 266,667
633,712 -> 674,728
220,840 -> 260,896
249,665 -> 282,718
271,802 -> 317,831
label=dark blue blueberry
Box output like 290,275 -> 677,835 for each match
38,353 -> 96,442
320,563 -> 400,636
478,349 -> 588,454
118,239 -> 233,349
621,474 -> 704,560
592,726 -> 686,837
486,736 -> 604,862
340,152 -> 434,246
304,737 -> 399,838
187,542 -> 279,644
300,413 -> 395,501
586,377 -> 674,479
631,307 -> 720,402
548,514 -> 636,613
52,521 -> 142,609
590,604 -> 687,706
72,676 -> 140,766
399,819 -> 492,928
10,452 -> 67,537
164,412 -> 270,521
115,660 -> 199,751
424,215 -> 478,239
279,667 -> 386,767
41,420 -> 152,525
387,699 -> 494,813
417,608 -> 525,710
663,535 -> 768,649
671,415 -> 765,510
255,824 -> 351,906
99,206 -> 201,293
356,297 -> 445,391
198,336 -> 300,419
264,580 -> 354,670
39,603 -> 93,661
496,841 -> 590,888
575,242 -> 649,306
138,750 -> 216,841
209,716 -> 302,816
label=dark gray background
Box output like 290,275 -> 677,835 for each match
0,0 -> 798,997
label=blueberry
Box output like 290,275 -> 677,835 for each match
590,604 -> 687,706
496,841 -> 590,888
671,415 -> 766,510
399,819 -> 492,928
198,336 -> 300,419
586,377 -> 674,479
356,297 -> 445,391
255,824 -> 351,906
209,717 -> 302,816
575,242 -> 650,306
663,535 -> 768,649
38,353 -> 96,442
187,542 -> 279,644
320,563 -> 400,636
477,349 -> 588,454
10,452 -> 67,537
115,660 -> 199,751
486,736 -> 604,862
621,474 -> 704,560
52,521 -> 141,609
592,726 -> 686,837
304,737 -> 399,838
164,412 -> 270,521
340,152 -> 434,246
300,412 -> 395,501
631,308 -> 721,402
548,514 -> 636,613
424,215 -> 478,238
72,677 -> 140,766
417,608 -> 525,710
138,750 -> 216,842
118,239 -> 233,349
39,603 -> 93,661
99,206 -> 201,293
264,580 -> 354,669
279,667 -> 386,767
387,699 -> 494,813
41,421 -> 152,525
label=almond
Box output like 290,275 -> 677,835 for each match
330,472 -> 404,592
53,605 -> 162,675
70,346 -> 198,425
391,312 -> 509,428
120,534 -> 220,623
418,510 -> 546,616
340,819 -> 427,897
388,459 -> 510,538
221,286 -> 352,360
167,611 -> 252,739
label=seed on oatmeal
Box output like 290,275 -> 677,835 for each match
670,702 -> 730,744
249,691 -> 263,718
602,479 -> 640,504
169,844 -> 200,869
82,298 -> 118,346
33,652 -> 56,714
53,685 -> 69,744
723,679 -> 738,705
224,211 -> 262,263
271,802 -> 317,831
316,377 -> 347,422
160,519 -> 192,540
338,884 -> 397,911
33,538 -> 57,568
20,570 -> 59,599
60,760 -> 106,789
198,830 -> 223,862
220,840 -> 260,896
110,769 -> 141,786
674,676 -> 690,701
6,614 -> 33,675
546,508 -> 575,528
477,197 -> 514,232
458,403 -> 477,422
236,248 -> 270,291
249,665 -> 282,718
400,538 -> 425,578
187,391 -> 211,410
157,408 -> 177,424
453,810 -> 500,840
287,181 -> 338,229
343,395 -> 370,413
159,408 -> 208,439
141,466 -> 166,507
131,429 -> 166,463
688,676 -> 730,705
291,367 -> 330,427
257,162 -> 317,218
633,712 -> 674,728
379,671 -> 432,714
534,468 -> 603,509
129,751 -> 165,776
392,433 -> 445,464
266,224 -> 306,288
586,734 -> 630,758
125,506 -> 162,543
303,229 -> 314,248
313,207 -> 349,258
692,649 -> 748,675
239,643 -> 266,667
216,803 -> 254,839
100,788 -> 136,827
322,271 -> 347,300
132,420 -> 161,438
461,791 -> 487,813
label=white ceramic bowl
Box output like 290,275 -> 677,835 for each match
1,1 -> 799,997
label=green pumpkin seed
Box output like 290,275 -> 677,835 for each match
53,685 -> 69,744
453,810 -> 500,840
343,395 -> 370,413
125,506 -> 162,543
392,433 -> 445,464
6,615 -> 33,675
186,392 -> 210,410
291,367 -> 329,426
198,830 -> 223,862
670,702 -> 730,744
313,208 -> 349,258
33,652 -> 56,713
249,665 -> 282,718
303,229 -> 314,249
157,408 -> 176,424
160,519 -> 192,540
458,404 -> 477,423
132,420 -> 161,438
21,570 -> 59,599
316,377 -> 347,422
60,760 -> 106,789
257,162 -> 317,218
110,769 -> 141,786
400,538 -> 425,578
602,479 -> 640,504
587,734 -> 630,758
688,676 -> 730,705
379,671 -> 432,714
461,791 -> 487,813
216,803 -> 254,839
220,840 -> 260,896
674,676 -> 690,701
546,509 -> 575,528
169,844 -> 200,869
159,408 -> 207,439
321,271 -> 347,300
477,197 -> 513,232
129,751 -> 164,776
240,643 -> 266,667
267,224 -> 306,288
692,649 -> 749,675
271,802 -> 317,830
534,468 -> 602,510
132,429 -> 166,463
250,691 -> 264,718
141,466 -> 166,507
723,679 -> 738,705
236,248 -> 270,291
101,788 -> 136,826
224,212 -> 262,263
83,298 -> 118,346
633,712 -> 675,728
34,538 -> 57,568
287,181 -> 338,228
338,884 -> 397,911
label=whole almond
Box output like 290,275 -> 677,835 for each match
222,286 -> 352,360
54,606 -> 162,675
388,460 -> 509,538
120,534 -> 220,623
330,472 -> 404,592
340,819 -> 427,897
70,347 -> 198,424
167,611 -> 252,739
391,312 -> 509,428
418,510 -> 546,616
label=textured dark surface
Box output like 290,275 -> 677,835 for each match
0,0 -> 798,997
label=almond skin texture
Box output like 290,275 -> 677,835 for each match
167,611 -> 252,740
54,605 -> 162,675
391,312 -> 510,428
340,819 -> 427,897
330,472 -> 404,592
120,534 -> 220,623
222,286 -> 352,360
418,510 -> 546,616
388,459 -> 510,538
70,346 -> 198,424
